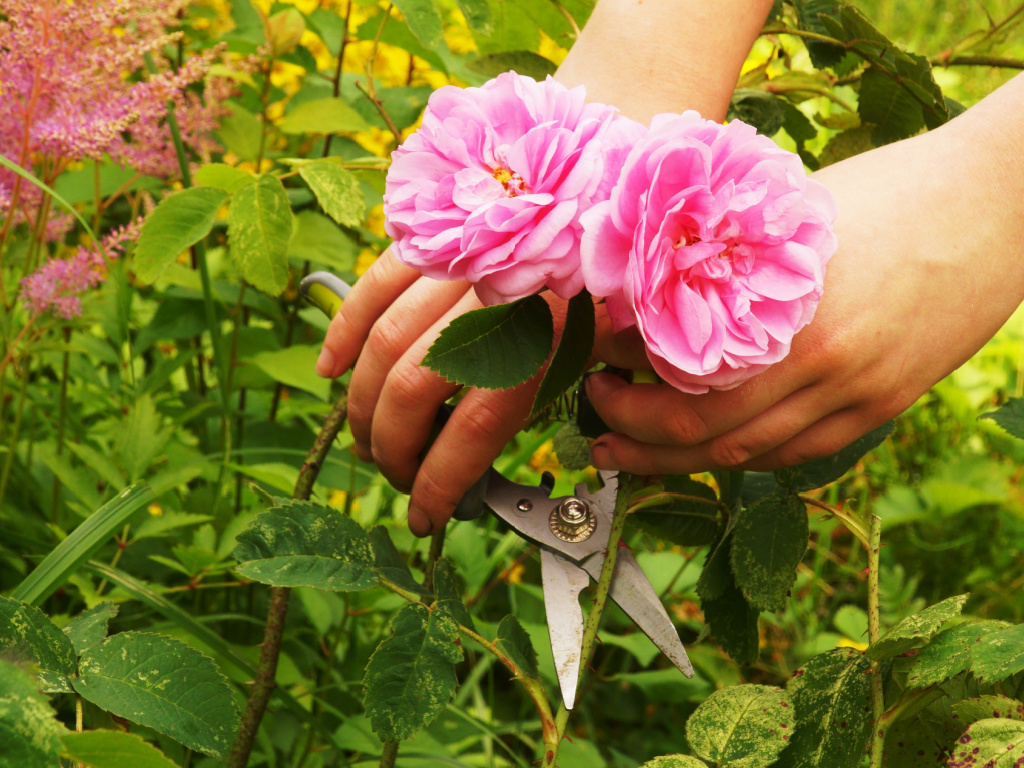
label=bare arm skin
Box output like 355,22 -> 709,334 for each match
315,0 -> 775,535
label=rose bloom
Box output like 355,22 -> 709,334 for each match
383,72 -> 644,305
581,111 -> 837,393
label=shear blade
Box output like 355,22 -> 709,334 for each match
581,545 -> 694,679
540,548 -> 590,710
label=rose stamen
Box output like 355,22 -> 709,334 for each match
492,166 -> 527,197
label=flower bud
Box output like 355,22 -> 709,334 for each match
267,8 -> 305,56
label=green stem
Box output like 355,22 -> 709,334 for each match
423,526 -> 446,594
548,472 -> 637,767
227,394 -> 349,768
867,513 -> 885,768
143,52 -> 231,478
378,742 -> 399,768
50,326 -> 70,524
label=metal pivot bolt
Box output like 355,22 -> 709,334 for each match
549,498 -> 597,543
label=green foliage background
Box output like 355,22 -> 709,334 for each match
1,0 -> 1023,767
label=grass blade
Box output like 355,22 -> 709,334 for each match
13,483 -> 154,605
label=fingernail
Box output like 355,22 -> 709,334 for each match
590,440 -> 613,470
408,507 -> 433,538
586,372 -> 626,399
315,347 -> 336,377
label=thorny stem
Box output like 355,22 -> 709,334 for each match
228,394 -> 349,768
423,526 -> 447,594
548,472 -> 638,767
867,513 -> 885,768
378,741 -> 399,768
357,4 -> 402,145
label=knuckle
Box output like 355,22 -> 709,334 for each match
384,362 -> 437,414
707,433 -> 755,469
663,407 -> 710,445
365,313 -> 408,360
458,399 -> 509,445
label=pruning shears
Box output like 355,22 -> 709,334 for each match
300,271 -> 694,709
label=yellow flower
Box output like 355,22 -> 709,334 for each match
355,248 -> 379,276
538,30 -> 568,66
329,489 -> 347,507
530,440 -> 562,476
147,503 -> 163,517
837,636 -> 869,652
365,204 -> 387,238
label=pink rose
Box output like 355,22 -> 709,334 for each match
581,111 -> 837,393
383,72 -> 645,305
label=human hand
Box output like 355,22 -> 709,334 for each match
316,249 -> 571,536
584,90 -> 1024,475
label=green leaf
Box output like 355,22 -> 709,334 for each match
697,531 -> 735,603
227,174 -> 293,296
947,719 -> 1024,767
907,620 -> 1008,689
391,0 -> 444,49
299,160 -> 366,228
0,660 -> 64,768
233,499 -> 378,591
64,603 -> 119,657
495,615 -> 540,681
363,603 -> 462,742
731,493 -> 808,612
74,632 -> 239,757
686,684 -> 794,768
289,210 -> 357,272
193,163 -> 255,193
867,594 -> 968,661
134,187 -> 228,284
728,90 -> 786,137
247,345 -> 332,400
531,290 -> 595,418
631,476 -> 720,547
216,102 -> 263,161
640,758 -> 707,768
454,0 -> 493,34
11,489 -> 155,610
279,97 -> 370,135
552,422 -> 592,471
981,398 -> 1024,440
971,623 -> 1024,684
467,51 -> 558,80
702,579 -> 760,665
370,526 -> 426,596
433,558 -> 475,631
61,730 -> 180,768
859,66 -> 925,145
0,596 -> 76,693
819,125 -> 875,168
422,296 -> 554,389
953,696 -> 1024,727
774,649 -> 873,768
775,422 -> 894,492
795,0 -> 845,68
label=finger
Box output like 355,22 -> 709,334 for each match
585,357 -> 821,447
740,407 -> 892,472
589,386 -> 837,475
408,380 -> 538,537
368,290 -> 486,491
592,313 -> 653,370
315,249 -> 423,378
347,279 -> 471,462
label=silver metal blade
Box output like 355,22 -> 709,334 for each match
581,545 -> 694,678
541,548 -> 591,710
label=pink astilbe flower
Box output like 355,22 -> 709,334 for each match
383,72 -> 646,305
22,218 -> 143,319
0,0 -> 231,236
581,112 -> 837,393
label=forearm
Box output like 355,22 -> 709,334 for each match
556,0 -> 775,122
